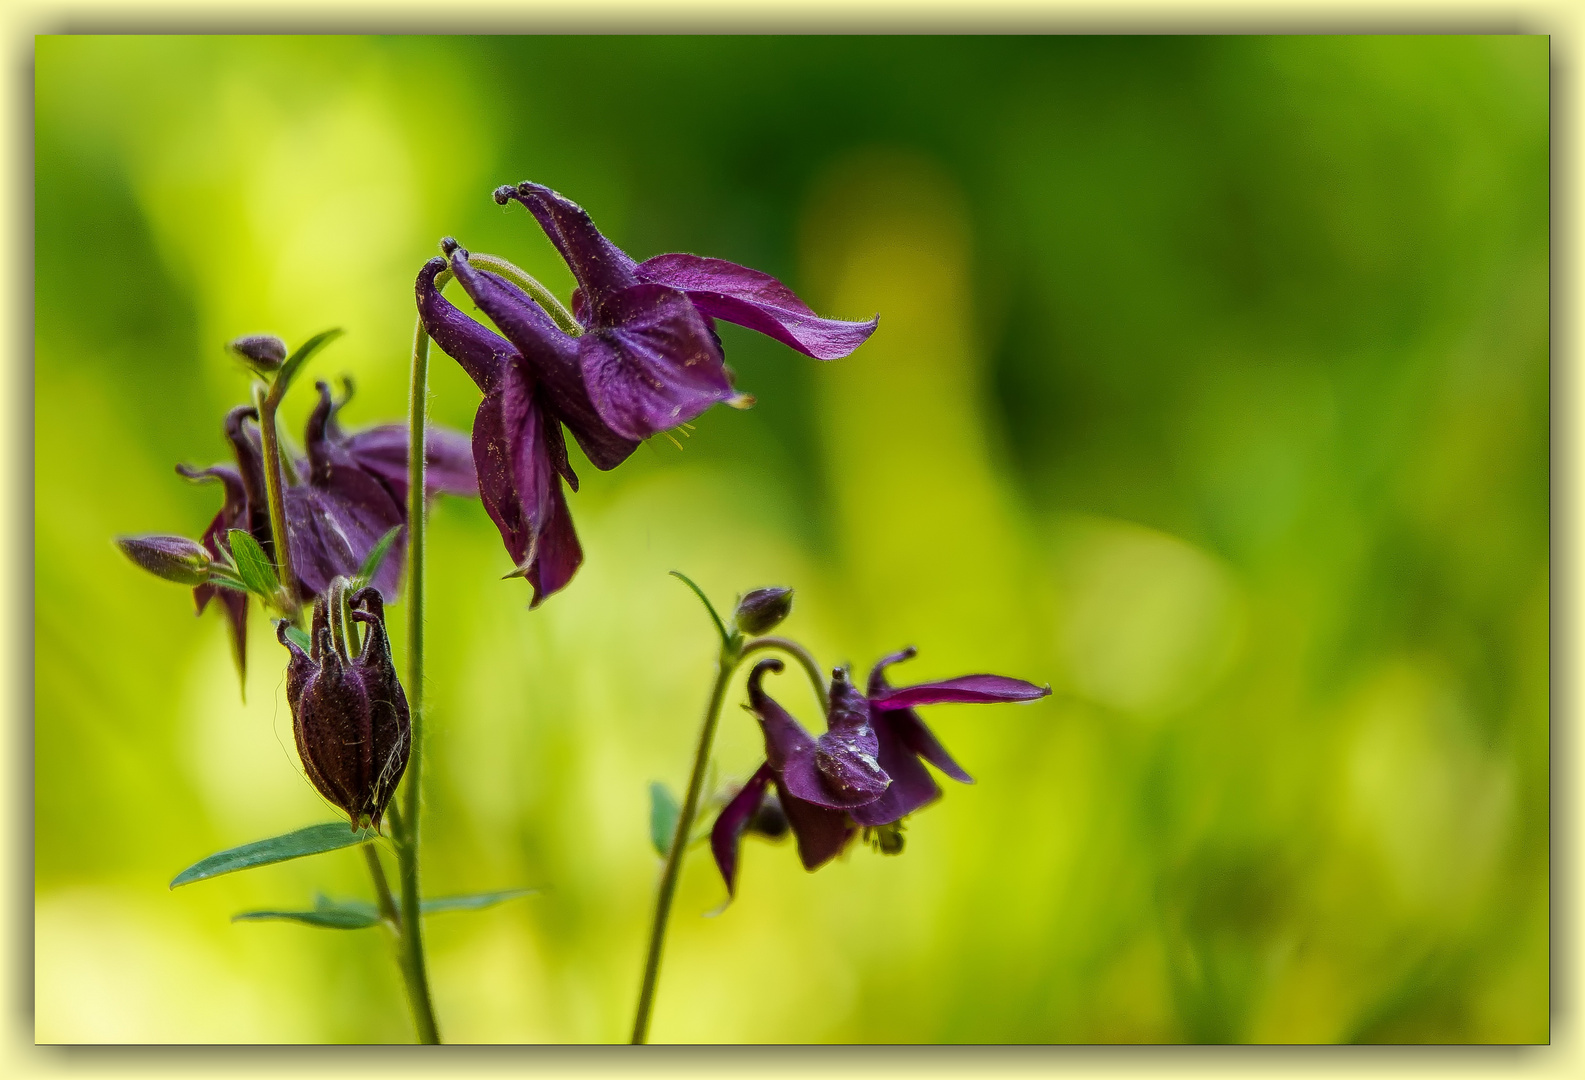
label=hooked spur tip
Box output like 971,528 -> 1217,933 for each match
439,236 -> 462,258
492,184 -> 517,205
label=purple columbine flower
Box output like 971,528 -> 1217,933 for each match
417,181 -> 876,603
178,389 -> 475,673
711,653 -> 1050,896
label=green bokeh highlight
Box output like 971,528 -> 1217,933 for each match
34,36 -> 1548,1043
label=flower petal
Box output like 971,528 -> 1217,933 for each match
470,366 -> 583,606
445,244 -> 639,471
777,781 -> 856,872
813,670 -> 889,804
495,182 -> 639,316
869,674 -> 1053,710
747,659 -> 879,811
578,283 -> 735,442
710,762 -> 775,897
848,710 -> 943,827
416,256 -> 515,393
637,253 -> 878,361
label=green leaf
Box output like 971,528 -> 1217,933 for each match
233,894 -> 381,930
273,327 -> 344,397
170,822 -> 377,889
231,889 -> 535,931
650,781 -> 680,857
282,624 -> 312,652
351,524 -> 404,590
669,571 -> 733,648
226,529 -> 280,600
421,888 -> 538,915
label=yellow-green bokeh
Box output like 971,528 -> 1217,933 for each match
35,36 -> 1548,1043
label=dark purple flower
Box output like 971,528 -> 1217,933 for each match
178,389 -> 475,673
711,652 -> 1050,895
278,587 -> 409,830
417,181 -> 876,603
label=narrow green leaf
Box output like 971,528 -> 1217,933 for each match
226,529 -> 280,600
283,624 -> 312,652
233,898 -> 381,930
421,888 -> 538,915
351,525 -> 404,590
273,327 -> 344,397
231,890 -> 535,930
171,822 -> 377,888
650,781 -> 680,857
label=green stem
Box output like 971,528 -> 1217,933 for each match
629,629 -> 832,1043
630,640 -> 737,1045
362,843 -> 401,930
467,253 -> 582,336
251,383 -> 299,618
393,315 -> 441,1045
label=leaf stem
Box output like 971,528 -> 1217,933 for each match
392,314 -> 441,1045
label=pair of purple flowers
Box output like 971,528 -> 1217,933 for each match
417,181 -> 878,604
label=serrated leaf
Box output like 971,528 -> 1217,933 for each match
650,781 -> 680,857
352,524 -> 403,591
226,529 -> 280,600
171,822 -> 377,889
283,624 -> 311,652
421,888 -> 538,914
274,328 -> 344,396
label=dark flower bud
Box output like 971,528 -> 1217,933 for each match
115,533 -> 213,586
278,587 -> 410,830
227,334 -> 288,374
748,788 -> 790,839
733,586 -> 793,635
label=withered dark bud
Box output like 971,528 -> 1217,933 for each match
115,533 -> 213,586
748,788 -> 790,840
227,334 -> 288,374
278,586 -> 410,830
733,586 -> 793,635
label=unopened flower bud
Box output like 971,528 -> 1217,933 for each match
115,533 -> 213,586
278,587 -> 410,830
227,334 -> 288,374
733,586 -> 793,635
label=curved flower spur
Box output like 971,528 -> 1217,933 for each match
417,181 -> 878,604
711,652 -> 1052,896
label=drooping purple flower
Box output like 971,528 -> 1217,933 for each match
711,652 -> 1050,896
178,389 -> 475,672
278,587 -> 409,830
417,180 -> 876,603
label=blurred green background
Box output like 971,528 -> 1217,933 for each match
34,36 -> 1548,1043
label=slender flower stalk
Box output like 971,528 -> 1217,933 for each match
630,578 -> 827,1044
252,381 -> 300,617
394,310 -> 442,1044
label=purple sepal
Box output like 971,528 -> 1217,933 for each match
848,711 -> 944,827
778,781 -> 857,871
494,182 -> 640,316
748,659 -> 884,811
710,762 -> 775,897
869,674 -> 1053,710
416,256 -> 515,392
637,253 -> 878,361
